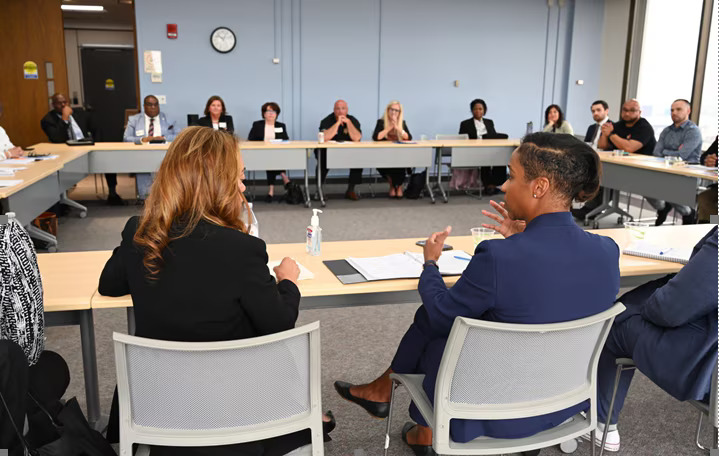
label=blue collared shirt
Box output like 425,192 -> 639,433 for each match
653,120 -> 702,162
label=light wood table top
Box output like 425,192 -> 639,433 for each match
38,250 -> 114,312
598,151 -> 718,181
33,224 -> 711,311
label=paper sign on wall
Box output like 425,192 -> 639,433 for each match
151,73 -> 162,83
23,61 -> 39,79
143,51 -> 163,74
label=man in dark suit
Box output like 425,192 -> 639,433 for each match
589,227 -> 717,453
458,98 -> 506,195
40,93 -> 123,205
573,100 -> 612,221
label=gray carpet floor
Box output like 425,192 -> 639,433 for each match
43,185 -> 711,455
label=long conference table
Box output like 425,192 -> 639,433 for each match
38,224 -> 714,427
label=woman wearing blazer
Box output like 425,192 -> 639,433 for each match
195,95 -> 234,133
458,98 -> 506,195
335,133 -> 619,455
372,100 -> 412,198
99,127 -> 333,456
248,102 -> 291,203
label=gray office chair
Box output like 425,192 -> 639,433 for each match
434,134 -> 469,201
384,303 -> 625,456
113,321 -> 324,456
603,357 -> 718,455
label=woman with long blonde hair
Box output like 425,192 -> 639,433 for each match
372,100 -> 412,198
99,127 -> 334,455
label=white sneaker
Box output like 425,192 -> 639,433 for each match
580,426 -> 620,452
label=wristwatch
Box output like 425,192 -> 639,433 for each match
423,260 -> 439,270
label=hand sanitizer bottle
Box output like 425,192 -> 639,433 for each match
306,209 -> 323,256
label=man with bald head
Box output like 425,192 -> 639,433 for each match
316,100 -> 363,200
646,99 -> 702,225
598,99 -> 656,156
41,93 -> 123,205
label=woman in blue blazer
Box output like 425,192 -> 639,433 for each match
590,226 -> 718,452
335,133 -> 620,455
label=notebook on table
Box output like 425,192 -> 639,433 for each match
623,241 -> 692,265
324,250 -> 472,284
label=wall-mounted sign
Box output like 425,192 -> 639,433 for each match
105,78 -> 115,90
23,61 -> 39,79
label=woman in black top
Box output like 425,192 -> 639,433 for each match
99,126 -> 333,456
372,100 -> 412,198
458,98 -> 506,195
195,95 -> 234,133
248,102 -> 291,203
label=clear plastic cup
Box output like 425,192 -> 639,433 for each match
471,227 -> 494,248
664,156 -> 683,166
624,221 -> 649,241
613,149 -> 625,157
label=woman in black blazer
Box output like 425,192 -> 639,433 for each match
248,102 -> 291,203
195,95 -> 234,133
458,98 -> 507,195
100,126 -> 333,456
372,100 -> 412,198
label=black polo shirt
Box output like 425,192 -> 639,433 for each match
607,117 -> 656,156
319,113 -> 361,141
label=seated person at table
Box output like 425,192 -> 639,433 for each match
123,95 -> 178,200
697,136 -> 717,223
195,95 -> 234,133
335,133 -> 619,454
248,102 -> 291,203
597,99 -> 656,156
0,102 -> 25,160
41,93 -> 123,205
316,99 -> 363,201
542,104 -> 574,135
372,100 -> 412,198
457,98 -> 507,195
589,226 -> 717,453
99,126 -> 334,456
572,100 -> 613,221
647,99 -> 702,226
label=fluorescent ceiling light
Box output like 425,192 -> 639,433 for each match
61,5 -> 105,12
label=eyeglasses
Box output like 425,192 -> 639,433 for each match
144,102 -> 159,107
621,108 -> 639,112
388,108 -> 400,113
265,110 -> 276,114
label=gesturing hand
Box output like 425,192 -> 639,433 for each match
423,226 -> 452,262
481,200 -> 526,238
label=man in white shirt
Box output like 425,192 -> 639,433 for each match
123,95 -> 177,200
0,102 -> 24,160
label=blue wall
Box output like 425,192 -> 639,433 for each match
135,0 -> 604,150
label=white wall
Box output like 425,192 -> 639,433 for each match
64,29 -> 135,107
598,0 -> 631,121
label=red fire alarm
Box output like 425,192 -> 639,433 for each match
167,24 -> 178,39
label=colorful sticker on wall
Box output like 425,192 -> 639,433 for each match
105,79 -> 115,90
23,61 -> 39,79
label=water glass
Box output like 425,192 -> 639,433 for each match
624,221 -> 649,241
471,227 -> 494,248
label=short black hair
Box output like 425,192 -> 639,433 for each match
261,102 -> 281,116
470,98 -> 487,113
673,98 -> 691,108
143,95 -> 158,105
544,104 -> 565,128
591,100 -> 608,110
517,132 -> 601,204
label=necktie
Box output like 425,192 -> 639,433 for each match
148,117 -> 155,137
593,124 -> 601,146
67,117 -> 76,140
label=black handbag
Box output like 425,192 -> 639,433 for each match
284,182 -> 305,205
0,390 -> 116,456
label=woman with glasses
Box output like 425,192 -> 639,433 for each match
372,100 -> 412,198
248,102 -> 291,203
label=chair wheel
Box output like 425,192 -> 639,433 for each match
559,438 -> 578,453
592,221 -> 600,229
79,211 -> 87,219
617,216 -> 624,224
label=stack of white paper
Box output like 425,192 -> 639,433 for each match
268,259 -> 315,281
0,180 -> 23,187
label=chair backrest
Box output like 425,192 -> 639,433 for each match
433,303 -> 625,447
187,114 -> 199,126
124,109 -> 140,129
113,321 -> 322,450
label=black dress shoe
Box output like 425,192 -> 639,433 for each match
107,193 -> 126,206
682,209 -> 697,225
333,381 -> 389,418
265,194 -> 274,203
655,204 -> 672,226
323,410 -> 336,435
401,422 -> 436,456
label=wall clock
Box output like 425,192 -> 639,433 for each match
211,27 -> 236,53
